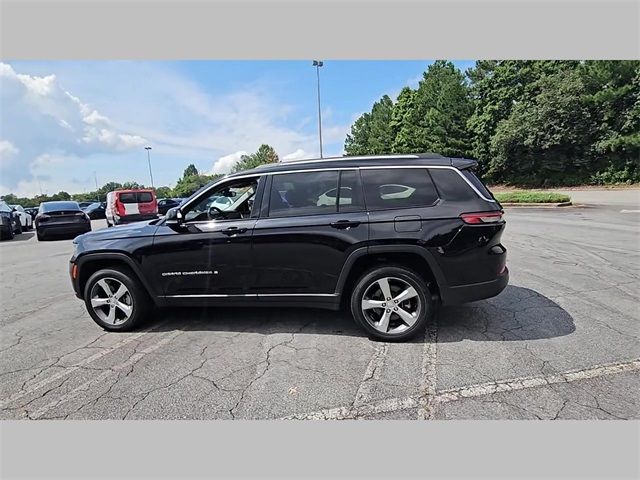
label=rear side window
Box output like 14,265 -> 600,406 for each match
337,170 -> 364,213
361,168 -> 438,210
269,171 -> 339,217
461,170 -> 493,199
429,169 -> 478,201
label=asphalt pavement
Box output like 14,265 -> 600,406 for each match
1,189 -> 638,419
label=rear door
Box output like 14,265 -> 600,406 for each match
137,190 -> 158,216
251,169 -> 368,297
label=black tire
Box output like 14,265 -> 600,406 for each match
350,265 -> 434,342
14,218 -> 22,234
83,268 -> 151,331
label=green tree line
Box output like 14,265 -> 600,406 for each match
345,60 -> 640,186
1,144 -> 280,207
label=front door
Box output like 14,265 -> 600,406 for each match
146,176 -> 262,297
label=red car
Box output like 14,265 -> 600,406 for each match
105,189 -> 158,227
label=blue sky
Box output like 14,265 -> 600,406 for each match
0,60 -> 475,196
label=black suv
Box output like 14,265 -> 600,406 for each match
70,154 -> 508,341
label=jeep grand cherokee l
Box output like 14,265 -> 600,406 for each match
69,154 -> 508,341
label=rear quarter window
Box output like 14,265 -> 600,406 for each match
461,170 -> 494,200
429,168 -> 478,201
361,168 -> 438,210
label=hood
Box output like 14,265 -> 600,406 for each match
75,220 -> 159,244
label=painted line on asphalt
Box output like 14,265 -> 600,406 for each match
352,342 -> 388,407
279,358 -> 640,420
29,329 -> 184,419
417,320 -> 438,420
620,210 -> 640,213
0,322 -> 170,409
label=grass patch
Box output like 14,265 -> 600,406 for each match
494,191 -> 571,203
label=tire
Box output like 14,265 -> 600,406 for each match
83,268 -> 151,332
350,265 -> 434,342
14,218 -> 22,234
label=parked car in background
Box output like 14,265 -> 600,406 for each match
36,201 -> 91,241
158,198 -> 183,215
0,200 -> 21,240
24,207 -> 39,221
105,189 -> 158,227
78,201 -> 100,209
82,202 -> 106,220
10,205 -> 33,230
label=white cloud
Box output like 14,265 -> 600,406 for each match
211,151 -> 247,175
282,149 -> 309,162
0,62 -> 147,194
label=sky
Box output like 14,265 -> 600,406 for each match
0,60 -> 475,197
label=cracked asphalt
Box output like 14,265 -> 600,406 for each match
1,191 -> 638,420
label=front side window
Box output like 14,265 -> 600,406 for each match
361,168 -> 438,210
183,177 -> 259,222
269,171 -> 339,217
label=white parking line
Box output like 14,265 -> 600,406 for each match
352,342 -> 388,407
417,321 -> 438,420
620,210 -> 640,213
279,358 -> 640,420
0,322 -> 169,409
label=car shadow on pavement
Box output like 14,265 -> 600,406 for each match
146,285 -> 575,343
3,231 -> 35,242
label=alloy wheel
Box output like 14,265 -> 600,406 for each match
89,278 -> 134,325
361,276 -> 422,335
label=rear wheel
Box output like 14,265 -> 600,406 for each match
84,268 -> 151,331
14,218 -> 22,234
350,266 -> 433,342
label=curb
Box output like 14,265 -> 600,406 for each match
501,201 -> 573,208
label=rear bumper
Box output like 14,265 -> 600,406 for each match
440,267 -> 509,305
114,214 -> 157,224
38,223 -> 91,237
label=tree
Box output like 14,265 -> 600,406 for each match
344,95 -> 394,155
182,164 -> 199,178
344,112 -> 373,155
390,87 -> 417,153
490,69 -> 594,185
231,144 -> 279,173
154,186 -> 173,199
410,60 -> 473,157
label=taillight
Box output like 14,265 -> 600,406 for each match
460,211 -> 504,224
71,263 -> 78,280
37,214 -> 50,223
116,201 -> 125,216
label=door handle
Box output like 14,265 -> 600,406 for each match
221,226 -> 248,236
330,220 -> 361,229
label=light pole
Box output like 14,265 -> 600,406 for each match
312,60 -> 324,158
144,146 -> 154,188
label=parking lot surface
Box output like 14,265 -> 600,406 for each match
1,193 -> 638,420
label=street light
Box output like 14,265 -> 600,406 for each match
144,146 -> 154,188
312,60 -> 324,158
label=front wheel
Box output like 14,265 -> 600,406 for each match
350,266 -> 434,342
83,268 -> 151,331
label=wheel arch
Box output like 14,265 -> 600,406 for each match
76,252 -> 159,303
336,245 -> 446,307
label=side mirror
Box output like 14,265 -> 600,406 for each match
165,207 -> 184,230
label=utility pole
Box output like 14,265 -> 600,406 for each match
94,171 -> 98,190
312,60 -> 324,158
145,146 -> 154,188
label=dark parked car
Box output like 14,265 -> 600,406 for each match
0,200 -> 22,240
69,154 -> 508,341
82,202 -> 106,219
36,201 -> 91,241
24,207 -> 39,221
157,198 -> 184,215
78,201 -> 100,209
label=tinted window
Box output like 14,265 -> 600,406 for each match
429,169 -> 478,201
118,193 -> 137,204
362,169 -> 438,210
461,170 -> 493,199
41,202 -> 80,212
269,171 -> 339,217
137,192 -> 153,203
338,170 -> 364,213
